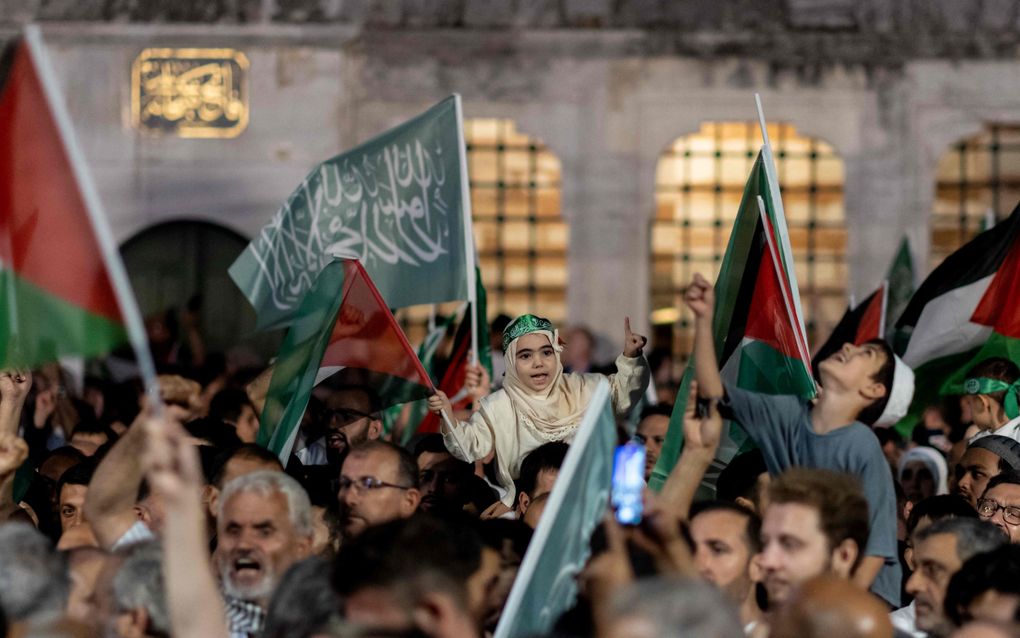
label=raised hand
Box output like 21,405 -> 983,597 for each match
683,273 -> 714,320
682,381 -> 722,458
0,433 -> 28,477
623,317 -> 648,358
465,358 -> 492,401
0,371 -> 31,407
427,390 -> 454,420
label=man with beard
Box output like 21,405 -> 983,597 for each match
338,441 -> 420,539
215,471 -> 313,637
954,436 -> 1020,508
689,500 -> 764,632
759,468 -> 870,613
414,434 -> 492,516
322,386 -> 384,468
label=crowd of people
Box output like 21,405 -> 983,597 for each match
0,273 -> 1018,638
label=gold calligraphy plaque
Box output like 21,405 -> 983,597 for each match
131,48 -> 249,139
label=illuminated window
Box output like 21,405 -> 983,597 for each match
650,122 -> 847,367
399,119 -> 567,344
933,125 -> 1020,269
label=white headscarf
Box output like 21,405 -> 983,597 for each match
897,446 -> 949,496
502,329 -> 596,441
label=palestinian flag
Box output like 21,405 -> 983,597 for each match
398,267 -> 492,445
893,202 -> 1020,437
1,34 -> 141,369
379,311 -> 453,439
258,258 -> 435,461
812,282 -> 887,372
649,151 -> 816,491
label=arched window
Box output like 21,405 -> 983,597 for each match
933,124 -> 1020,269
121,220 -> 281,361
650,122 -> 847,368
400,119 -> 567,344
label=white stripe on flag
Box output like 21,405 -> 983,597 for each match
314,365 -> 345,386
901,275 -> 994,368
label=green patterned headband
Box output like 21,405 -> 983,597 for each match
502,314 -> 555,353
964,377 -> 1020,419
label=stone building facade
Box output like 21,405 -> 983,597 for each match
3,0 -> 1020,358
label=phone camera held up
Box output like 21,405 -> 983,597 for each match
612,441 -> 646,526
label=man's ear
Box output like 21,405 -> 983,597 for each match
735,496 -> 756,514
861,381 -> 887,402
403,488 -> 422,515
207,486 -> 220,520
412,591 -> 465,637
832,539 -> 860,579
517,492 -> 531,517
904,546 -> 915,572
368,419 -> 383,440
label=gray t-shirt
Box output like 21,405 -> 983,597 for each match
720,382 -> 901,607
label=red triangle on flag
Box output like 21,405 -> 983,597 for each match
971,238 -> 1020,339
320,260 -> 435,392
0,42 -> 121,322
854,281 -> 887,345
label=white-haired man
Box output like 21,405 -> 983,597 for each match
215,470 -> 313,638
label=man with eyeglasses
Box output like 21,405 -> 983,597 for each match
338,440 -> 421,539
977,470 -> 1020,543
321,387 -> 384,467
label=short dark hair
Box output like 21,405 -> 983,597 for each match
263,557 -> 337,638
57,461 -> 95,495
208,389 -> 254,424
717,450 -> 768,505
412,433 -> 449,459
965,357 -> 1020,408
905,494 -> 977,536
184,417 -> 243,451
944,544 -> 1020,627
984,469 -> 1020,493
515,442 -> 569,499
346,441 -> 419,489
210,443 -> 283,488
690,500 -> 762,554
856,339 -> 896,426
768,468 -> 870,565
913,517 -> 1005,565
332,515 -> 482,610
638,404 -> 673,422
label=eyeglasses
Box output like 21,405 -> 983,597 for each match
327,408 -> 376,426
337,476 -> 412,495
977,498 -> 1020,525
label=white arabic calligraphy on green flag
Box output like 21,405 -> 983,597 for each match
230,96 -> 472,330
493,380 -> 616,638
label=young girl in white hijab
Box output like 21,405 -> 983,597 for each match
427,314 -> 651,514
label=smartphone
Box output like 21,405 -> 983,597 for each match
612,442 -> 646,525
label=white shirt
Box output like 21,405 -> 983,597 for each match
890,602 -> 927,638
969,415 -> 1020,444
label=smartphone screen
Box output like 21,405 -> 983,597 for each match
612,442 -> 646,525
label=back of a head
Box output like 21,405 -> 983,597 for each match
944,544 -> 1020,627
332,515 -> 481,609
607,577 -> 744,638
112,542 -> 169,637
984,469 -> 1020,493
516,442 -> 569,498
184,417 -> 243,452
208,388 -> 253,423
0,523 -> 69,622
263,557 -> 337,638
771,574 -> 893,638
913,517 -> 1006,564
906,494 -> 977,536
211,443 -> 284,488
716,450 -> 768,506
768,468 -> 870,560
346,441 -> 419,489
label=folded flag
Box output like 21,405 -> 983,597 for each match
258,259 -> 435,461
894,202 -> 1020,437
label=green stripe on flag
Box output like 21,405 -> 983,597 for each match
0,269 -> 127,368
258,262 -> 347,459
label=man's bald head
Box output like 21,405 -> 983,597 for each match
771,575 -> 893,638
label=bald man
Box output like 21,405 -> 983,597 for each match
771,575 -> 894,638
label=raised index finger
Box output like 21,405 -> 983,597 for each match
624,316 -> 632,337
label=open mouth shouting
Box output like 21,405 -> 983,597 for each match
529,372 -> 550,387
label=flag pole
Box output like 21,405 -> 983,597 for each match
24,25 -> 162,408
879,279 -> 889,338
454,94 -> 480,367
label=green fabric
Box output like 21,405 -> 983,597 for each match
389,312 -> 454,444
886,237 -> 915,352
961,376 -> 1020,419
501,314 -> 554,353
649,152 -> 814,492
893,348 -> 982,438
475,266 -> 493,377
230,96 -> 471,331
258,261 -> 348,458
493,381 -> 616,638
0,269 -> 127,368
